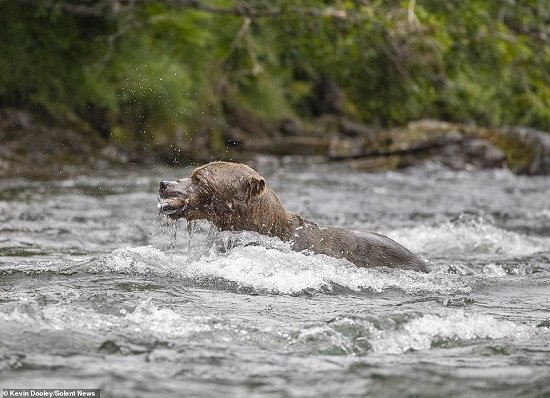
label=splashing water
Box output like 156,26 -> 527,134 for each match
152,213 -> 178,251
1,163 -> 550,397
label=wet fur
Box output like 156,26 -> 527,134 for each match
159,162 -> 428,272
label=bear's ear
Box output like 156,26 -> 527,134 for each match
247,176 -> 266,199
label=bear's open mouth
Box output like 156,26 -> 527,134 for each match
157,198 -> 187,219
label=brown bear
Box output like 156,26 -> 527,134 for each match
158,161 -> 428,272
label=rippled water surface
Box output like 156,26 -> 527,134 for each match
1,160 -> 550,397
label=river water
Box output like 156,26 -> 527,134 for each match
1,159 -> 549,397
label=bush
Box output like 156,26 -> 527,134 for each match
1,0 -> 549,147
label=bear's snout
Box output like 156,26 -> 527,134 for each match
158,178 -> 194,220
159,178 -> 192,198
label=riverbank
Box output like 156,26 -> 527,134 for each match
2,107 -> 550,177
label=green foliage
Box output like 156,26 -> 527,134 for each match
1,0 -> 550,146
271,0 -> 550,129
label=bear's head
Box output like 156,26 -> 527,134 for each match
158,162 -> 267,225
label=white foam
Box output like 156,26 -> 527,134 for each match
85,237 -> 470,295
121,299 -> 211,338
390,220 -> 549,258
183,245 -> 468,295
286,309 -> 547,355
2,298 -> 210,339
0,299 -> 48,325
369,310 -> 537,354
3,298 -> 545,356
89,245 -> 181,276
